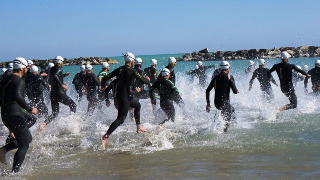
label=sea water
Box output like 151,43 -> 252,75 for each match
0,55 -> 320,179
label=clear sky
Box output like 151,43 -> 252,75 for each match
0,0 -> 319,61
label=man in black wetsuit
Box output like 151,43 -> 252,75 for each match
28,65 -> 49,119
304,59 -> 320,95
0,57 -> 38,173
100,52 -> 151,149
72,65 -> 86,102
267,51 -> 310,112
83,64 -> 101,115
189,61 -> 215,87
40,56 -> 77,130
144,59 -> 158,84
24,60 -> 34,100
206,61 -> 239,132
249,59 -> 278,101
157,57 -> 177,85
149,68 -> 183,125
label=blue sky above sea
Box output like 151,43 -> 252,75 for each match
0,0 -> 319,61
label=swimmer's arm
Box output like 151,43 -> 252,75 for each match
104,84 -> 113,101
15,81 -> 32,112
293,64 -> 308,76
249,71 -> 257,90
149,82 -> 158,101
230,76 -> 238,94
267,65 -> 277,80
206,79 -> 215,106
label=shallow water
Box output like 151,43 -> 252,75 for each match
0,56 -> 320,179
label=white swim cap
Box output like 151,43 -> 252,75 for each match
8,63 -> 13,68
1,68 -> 7,74
86,64 -> 93,71
168,57 -> 176,64
296,65 -> 301,70
249,60 -> 254,66
198,61 -> 203,66
102,62 -> 109,68
258,59 -> 265,65
124,52 -> 135,62
13,57 -> 28,70
48,62 -> 54,68
54,56 -> 64,64
281,51 -> 291,60
80,65 -> 86,71
220,61 -> 230,70
303,65 -> 309,71
315,60 -> 320,66
28,60 -> 33,66
161,68 -> 170,76
135,58 -> 142,65
195,65 -> 199,69
150,59 -> 157,66
30,65 -> 38,73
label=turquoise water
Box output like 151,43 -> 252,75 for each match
0,54 -> 320,179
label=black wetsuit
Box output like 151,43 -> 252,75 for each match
24,71 -> 32,100
249,67 -> 277,100
268,61 -> 307,110
211,68 -> 222,80
45,66 -> 76,124
83,72 -> 100,114
149,77 -> 182,124
72,71 -> 85,101
0,74 -> 37,172
190,65 -> 215,87
131,66 -> 148,99
157,65 -> 175,84
144,66 -> 158,84
97,70 -> 109,109
28,73 -> 49,118
105,79 -> 119,109
206,71 -> 238,132
101,65 -> 150,136
304,67 -> 320,94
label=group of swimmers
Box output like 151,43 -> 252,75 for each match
0,50 -> 319,172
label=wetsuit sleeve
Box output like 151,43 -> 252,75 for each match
230,76 -> 238,94
105,84 -> 113,101
133,70 -> 150,85
206,78 -> 215,106
15,80 -> 32,112
101,68 -> 120,87
267,65 -> 277,80
166,79 -> 179,95
249,70 -> 257,89
270,74 -> 277,85
91,73 -> 101,86
293,64 -> 307,76
40,76 -> 49,89
72,74 -> 77,84
53,70 -> 64,87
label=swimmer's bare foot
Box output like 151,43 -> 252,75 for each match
40,123 -> 47,131
100,135 -> 108,150
0,147 -> 7,164
136,125 -> 148,134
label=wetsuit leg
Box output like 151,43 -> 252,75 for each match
106,97 -> 130,135
59,93 -> 76,113
129,98 -> 141,124
262,87 -> 274,101
159,99 -> 175,124
2,115 -> 32,173
221,102 -> 235,132
86,93 -> 97,115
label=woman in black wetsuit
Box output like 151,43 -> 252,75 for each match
0,57 -> 38,173
100,52 -> 151,149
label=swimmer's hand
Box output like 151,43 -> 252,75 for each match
307,74 -> 311,78
40,73 -> 47,77
106,101 -> 111,107
237,89 -> 240,93
145,76 -> 150,81
31,108 -> 38,115
62,85 -> 68,91
136,124 -> 148,134
64,72 -> 70,76
151,100 -> 156,105
206,104 -> 210,113
312,85 -> 316,90
135,87 -> 141,93
40,122 -> 46,131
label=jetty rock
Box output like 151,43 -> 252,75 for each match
177,46 -> 320,62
